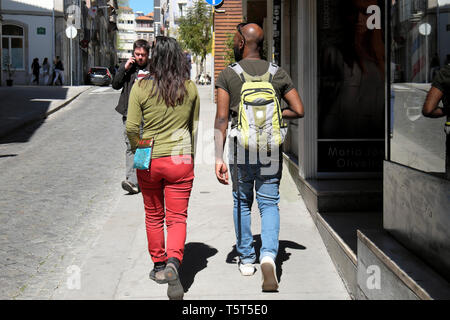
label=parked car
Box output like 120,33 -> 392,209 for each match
88,67 -> 113,86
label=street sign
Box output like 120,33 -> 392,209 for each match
65,26 -> 77,39
37,27 -> 46,35
419,23 -> 432,36
206,0 -> 224,6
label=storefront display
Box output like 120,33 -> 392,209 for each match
317,0 -> 386,173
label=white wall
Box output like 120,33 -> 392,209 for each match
25,16 -> 53,68
3,0 -> 54,11
3,13 -> 53,84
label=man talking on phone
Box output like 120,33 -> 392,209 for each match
113,39 -> 151,194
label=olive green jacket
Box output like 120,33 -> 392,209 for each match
126,79 -> 200,159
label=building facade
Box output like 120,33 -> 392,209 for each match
81,0 -> 119,83
159,0 -> 194,36
117,6 -> 154,63
135,12 -> 154,44
117,5 -> 136,62
0,0 -> 119,85
1,0 -> 64,85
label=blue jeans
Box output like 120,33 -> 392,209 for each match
230,151 -> 282,265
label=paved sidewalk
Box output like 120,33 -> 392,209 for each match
52,85 -> 349,300
0,85 -> 92,138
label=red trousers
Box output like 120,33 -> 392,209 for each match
137,155 -> 194,264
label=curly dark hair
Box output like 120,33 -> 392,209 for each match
145,36 -> 190,107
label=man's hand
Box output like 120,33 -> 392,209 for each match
215,160 -> 229,185
125,56 -> 136,71
215,88 -> 231,185
423,86 -> 445,118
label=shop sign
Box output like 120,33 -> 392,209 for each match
318,141 -> 384,172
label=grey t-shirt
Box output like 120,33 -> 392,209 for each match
215,59 -> 295,124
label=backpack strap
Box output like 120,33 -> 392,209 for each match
230,62 -> 279,82
229,62 -> 246,83
267,63 -> 279,82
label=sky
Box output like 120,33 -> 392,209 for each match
129,0 -> 154,14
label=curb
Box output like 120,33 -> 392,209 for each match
0,87 -> 92,139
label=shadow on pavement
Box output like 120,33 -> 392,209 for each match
0,118 -> 46,144
226,235 -> 306,282
179,242 -> 218,293
0,87 -> 69,144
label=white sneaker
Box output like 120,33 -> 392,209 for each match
260,256 -> 279,292
239,263 -> 256,276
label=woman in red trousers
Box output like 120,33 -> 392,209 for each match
126,36 -> 200,300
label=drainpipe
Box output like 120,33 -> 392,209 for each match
52,0 -> 55,62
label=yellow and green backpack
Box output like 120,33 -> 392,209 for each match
230,62 -> 288,151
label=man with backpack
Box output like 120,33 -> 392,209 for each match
214,23 -> 305,292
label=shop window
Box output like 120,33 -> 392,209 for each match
2,24 -> 25,70
317,0 -> 386,173
390,0 -> 449,177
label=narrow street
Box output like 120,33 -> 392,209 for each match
0,85 -> 349,300
1,0 -> 448,304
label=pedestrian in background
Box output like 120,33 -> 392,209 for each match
42,57 -> 50,85
31,58 -> 40,85
126,36 -> 200,300
112,39 -> 151,195
184,50 -> 192,79
53,56 -> 64,85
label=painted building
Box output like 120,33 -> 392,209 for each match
135,12 -> 154,44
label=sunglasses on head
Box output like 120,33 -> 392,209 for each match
236,22 -> 250,42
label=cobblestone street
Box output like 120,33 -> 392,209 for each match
0,86 -> 125,298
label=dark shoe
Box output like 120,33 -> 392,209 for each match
164,258 -> 184,300
121,180 -> 140,194
149,262 -> 168,284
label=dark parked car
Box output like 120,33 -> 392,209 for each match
88,67 -> 113,86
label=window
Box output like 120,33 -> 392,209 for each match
179,3 -> 186,17
317,0 -> 385,173
390,0 -> 449,176
2,25 -> 25,70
